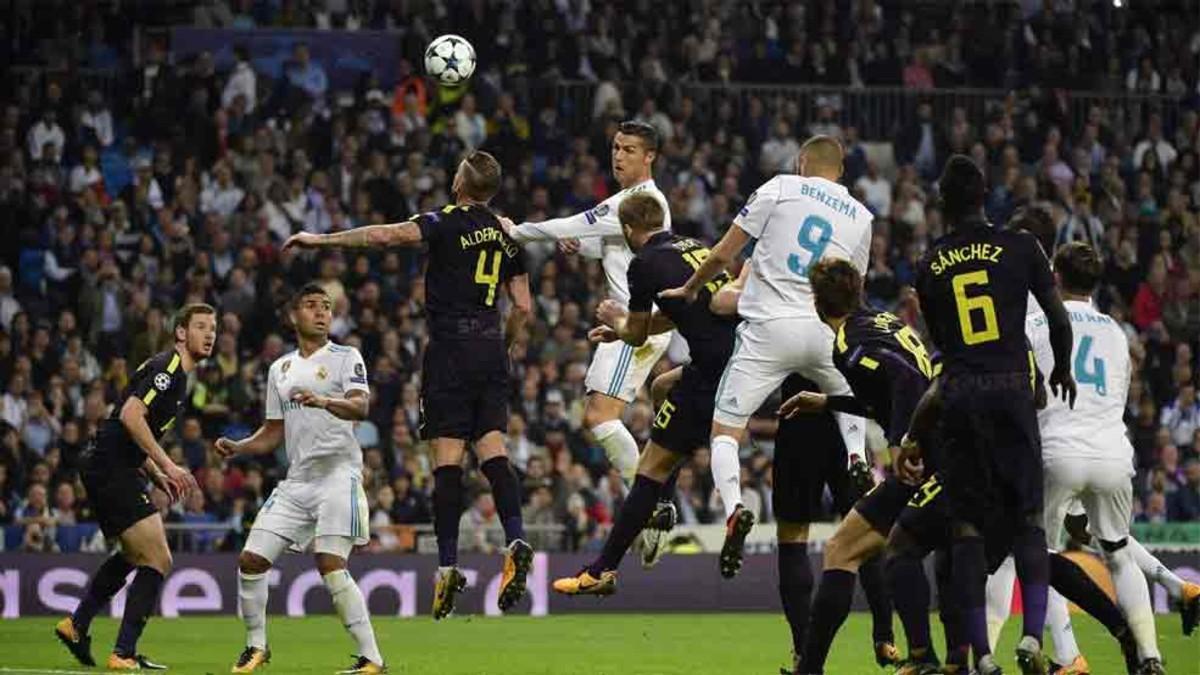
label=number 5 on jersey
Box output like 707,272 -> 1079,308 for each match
475,250 -> 502,306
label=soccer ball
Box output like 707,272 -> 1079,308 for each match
424,34 -> 476,86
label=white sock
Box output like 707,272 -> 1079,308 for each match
834,411 -> 866,462
323,570 -> 383,665
591,420 -> 639,487
1106,545 -> 1161,660
710,434 -> 743,520
1127,537 -> 1184,599
1046,588 -> 1080,665
985,555 -> 1016,651
238,570 -> 269,650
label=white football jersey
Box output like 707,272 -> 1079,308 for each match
510,179 -> 671,306
1027,299 -> 1132,462
265,341 -> 370,479
734,175 -> 872,321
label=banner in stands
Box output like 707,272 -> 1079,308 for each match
2,553 -> 1196,618
170,28 -> 399,89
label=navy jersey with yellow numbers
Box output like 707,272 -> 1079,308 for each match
627,231 -> 736,374
412,204 -> 526,341
914,217 -> 1055,375
832,309 -> 938,446
93,348 -> 189,468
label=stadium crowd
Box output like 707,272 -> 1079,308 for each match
1,0 -> 1199,555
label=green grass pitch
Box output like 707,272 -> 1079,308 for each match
0,614 -> 1195,674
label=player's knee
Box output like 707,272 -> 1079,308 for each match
143,547 -> 172,575
315,553 -> 347,576
239,550 -> 272,575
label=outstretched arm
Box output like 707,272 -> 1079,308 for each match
215,420 -> 285,457
503,207 -> 620,244
282,222 -> 423,251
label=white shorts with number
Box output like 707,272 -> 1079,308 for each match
585,331 -> 673,403
1043,455 -> 1134,550
713,317 -> 851,428
250,468 -> 370,553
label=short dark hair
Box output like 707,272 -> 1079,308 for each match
809,258 -> 863,320
173,303 -> 216,334
459,150 -> 501,201
617,192 -> 665,232
290,282 -> 330,309
938,155 -> 986,220
1010,205 -> 1057,256
1054,242 -> 1103,295
616,120 -> 660,154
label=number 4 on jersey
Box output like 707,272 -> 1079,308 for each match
1074,335 -> 1107,395
475,250 -> 501,306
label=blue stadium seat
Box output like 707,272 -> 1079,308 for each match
56,523 -> 101,552
3,525 -> 24,551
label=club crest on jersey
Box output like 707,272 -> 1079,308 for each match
153,373 -> 171,391
281,360 -> 291,374
317,365 -> 329,380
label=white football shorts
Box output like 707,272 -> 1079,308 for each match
249,467 -> 370,553
1043,455 -> 1134,549
585,331 -> 673,403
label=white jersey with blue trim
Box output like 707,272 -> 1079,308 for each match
509,179 -> 670,306
734,175 -> 872,322
1026,299 -> 1132,462
265,341 -> 370,479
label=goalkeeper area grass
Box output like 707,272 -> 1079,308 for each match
0,614 -> 1194,674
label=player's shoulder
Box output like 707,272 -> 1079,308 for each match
148,348 -> 185,376
325,342 -> 363,363
269,350 -> 299,375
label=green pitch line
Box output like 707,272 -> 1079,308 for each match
1,614 -> 1195,674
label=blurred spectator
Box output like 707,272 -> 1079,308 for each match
460,491 -> 505,554
1161,383 -> 1200,451
222,46 -> 257,114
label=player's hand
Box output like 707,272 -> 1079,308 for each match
588,326 -> 620,343
893,437 -> 925,485
148,467 -> 178,503
558,238 -> 582,255
214,437 -> 239,458
1049,365 -> 1077,409
658,285 -> 698,304
165,463 -> 198,500
778,391 -> 827,418
595,299 -> 628,328
496,216 -> 517,238
281,232 -> 320,252
291,389 -> 328,409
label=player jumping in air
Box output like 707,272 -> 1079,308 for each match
284,150 -> 534,622
55,304 -> 213,670
499,121 -> 678,565
217,285 -> 385,674
775,258 -> 937,675
549,192 -> 735,595
905,155 -> 1076,675
660,135 -> 873,579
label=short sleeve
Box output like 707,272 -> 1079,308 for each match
503,241 -> 528,280
626,255 -> 654,313
412,211 -> 441,244
128,354 -> 168,406
265,363 -> 284,420
732,176 -> 782,239
342,348 -> 370,395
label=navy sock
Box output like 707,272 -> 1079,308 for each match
935,548 -> 966,666
778,542 -> 814,656
802,568 -> 856,671
951,536 -> 990,664
886,551 -> 933,654
73,553 -> 134,634
480,456 -> 526,544
433,465 -> 465,567
858,553 -> 895,643
1049,552 -> 1127,637
591,474 -> 662,575
1012,525 -> 1049,640
114,567 -> 163,657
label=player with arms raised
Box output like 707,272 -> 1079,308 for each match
660,135 -> 873,578
55,304 -> 212,670
906,155 -> 1075,675
284,150 -> 534,621
549,193 -> 735,595
498,122 -> 678,555
217,284 -> 384,674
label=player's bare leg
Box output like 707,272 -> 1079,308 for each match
476,431 -> 533,612
799,510 -> 891,674
710,420 -> 754,578
554,442 -> 681,596
315,548 -> 385,674
639,367 -> 684,568
104,513 -> 172,670
431,438 -> 470,620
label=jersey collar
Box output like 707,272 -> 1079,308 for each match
297,340 -> 331,360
